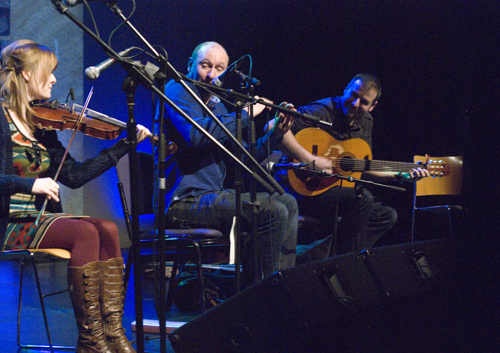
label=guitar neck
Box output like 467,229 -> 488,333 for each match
334,158 -> 422,173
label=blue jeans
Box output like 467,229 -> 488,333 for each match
167,190 -> 298,278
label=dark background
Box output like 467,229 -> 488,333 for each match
81,0 -> 498,241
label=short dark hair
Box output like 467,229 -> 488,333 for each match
346,73 -> 382,102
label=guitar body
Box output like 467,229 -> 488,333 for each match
287,128 -> 372,196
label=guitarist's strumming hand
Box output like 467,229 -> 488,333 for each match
310,156 -> 334,174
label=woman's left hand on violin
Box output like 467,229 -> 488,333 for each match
136,124 -> 152,143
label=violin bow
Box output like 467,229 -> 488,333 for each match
35,87 -> 94,226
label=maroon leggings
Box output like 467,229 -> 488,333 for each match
38,217 -> 122,267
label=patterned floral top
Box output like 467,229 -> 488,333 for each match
7,111 -> 50,215
3,108 -> 73,250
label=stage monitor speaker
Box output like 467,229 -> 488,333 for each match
169,238 -> 469,353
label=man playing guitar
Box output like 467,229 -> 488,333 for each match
281,74 -> 430,255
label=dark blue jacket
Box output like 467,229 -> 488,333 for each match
156,80 -> 284,208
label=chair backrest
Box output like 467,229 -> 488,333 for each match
116,146 -> 180,235
414,155 -> 463,197
116,151 -> 156,216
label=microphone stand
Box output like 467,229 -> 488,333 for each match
48,2 -> 283,351
120,75 -> 146,353
240,83 -> 260,287
152,65 -> 168,351
233,102 -> 244,292
231,83 -> 260,292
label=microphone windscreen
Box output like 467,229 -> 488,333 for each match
85,67 -> 100,80
63,0 -> 83,6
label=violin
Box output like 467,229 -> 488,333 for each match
30,100 -> 127,140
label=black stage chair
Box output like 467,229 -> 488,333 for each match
116,150 -> 226,312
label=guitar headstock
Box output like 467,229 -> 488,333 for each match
426,160 -> 451,177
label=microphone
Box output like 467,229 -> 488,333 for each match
234,69 -> 261,86
212,58 -> 243,87
85,47 -> 133,80
267,162 -> 310,173
62,0 -> 118,6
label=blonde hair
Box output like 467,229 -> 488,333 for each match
0,39 -> 57,126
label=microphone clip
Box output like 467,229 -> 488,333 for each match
234,69 -> 261,86
267,161 -> 313,174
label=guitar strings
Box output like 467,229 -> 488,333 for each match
328,157 -> 422,172
329,159 -> 447,177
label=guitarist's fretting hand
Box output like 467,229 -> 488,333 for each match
394,163 -> 430,183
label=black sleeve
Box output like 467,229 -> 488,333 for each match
37,129 -> 129,189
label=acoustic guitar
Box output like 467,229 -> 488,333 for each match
287,128 -> 450,196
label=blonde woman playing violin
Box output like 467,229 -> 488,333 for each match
0,39 -> 149,353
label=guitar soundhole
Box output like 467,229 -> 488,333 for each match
339,157 -> 355,172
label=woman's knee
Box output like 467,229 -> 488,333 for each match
86,218 -> 118,234
82,218 -> 120,243
76,220 -> 101,243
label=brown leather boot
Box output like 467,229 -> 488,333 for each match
68,261 -> 115,353
100,258 -> 136,353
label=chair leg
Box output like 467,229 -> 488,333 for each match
165,242 -> 207,313
31,256 -> 54,348
447,207 -> 453,236
165,252 -> 180,311
123,248 -> 133,299
190,241 -> 207,312
17,255 -> 74,350
411,185 -> 417,243
16,257 -> 25,348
